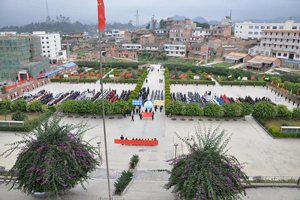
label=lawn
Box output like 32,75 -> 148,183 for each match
212,62 -> 234,68
104,57 -> 135,63
73,48 -> 93,57
265,119 -> 300,130
0,112 -> 41,122
138,58 -> 197,66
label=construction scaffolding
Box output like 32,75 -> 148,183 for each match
0,36 -> 50,82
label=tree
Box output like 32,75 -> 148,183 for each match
185,103 -> 203,116
271,76 -> 281,84
195,22 -> 210,29
240,103 -> 253,116
1,86 -> 6,94
10,99 -> 27,112
276,105 -> 292,119
166,101 -> 184,115
55,14 -> 70,23
12,111 -> 27,121
222,103 -> 242,117
0,99 -> 12,110
159,19 -> 165,28
1,116 -> 98,198
146,23 -> 150,29
77,100 -> 93,113
292,108 -> 300,119
26,100 -> 42,112
165,124 -> 250,199
252,101 -> 277,120
203,103 -> 224,117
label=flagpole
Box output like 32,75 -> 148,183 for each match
99,30 -> 112,200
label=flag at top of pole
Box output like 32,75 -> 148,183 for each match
97,0 -> 106,32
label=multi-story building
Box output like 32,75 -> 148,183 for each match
248,30 -> 300,61
140,34 -> 155,44
234,19 -> 300,40
32,31 -> 66,64
141,43 -> 163,52
0,36 -> 50,81
104,29 -> 120,37
122,44 -> 142,50
192,28 -> 212,38
164,44 -> 186,57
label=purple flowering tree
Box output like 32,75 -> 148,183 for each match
165,124 -> 250,200
1,116 -> 99,198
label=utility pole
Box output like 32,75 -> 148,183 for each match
134,10 -> 140,27
67,42 -> 70,62
205,42 -> 209,65
45,0 -> 51,23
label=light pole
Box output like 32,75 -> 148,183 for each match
174,143 -> 178,159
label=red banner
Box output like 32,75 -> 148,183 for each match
142,112 -> 152,118
114,139 -> 158,146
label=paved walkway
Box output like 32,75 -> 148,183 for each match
229,63 -> 246,69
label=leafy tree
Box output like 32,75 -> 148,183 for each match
12,111 -> 27,121
11,99 -> 27,112
203,103 -> 224,117
271,76 -> 281,84
222,103 -> 242,117
276,105 -> 292,119
0,99 -> 12,110
1,86 -> 6,94
26,100 -> 42,112
292,108 -> 300,119
195,22 -> 210,29
166,101 -> 184,115
185,103 -> 203,116
111,100 -> 130,114
159,19 -> 165,28
146,23 -> 150,29
0,116 -> 98,198
240,103 -> 253,116
93,99 -> 111,114
165,124 -> 250,199
252,101 -> 277,120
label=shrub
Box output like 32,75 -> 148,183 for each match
11,99 -> 27,112
77,100 -> 93,113
62,100 -> 80,113
114,170 -> 133,195
268,126 -> 297,138
268,126 -> 280,137
292,108 -> 300,119
240,103 -> 253,116
111,100 -> 131,114
253,101 -> 277,120
93,99 -> 112,114
276,105 -> 292,119
166,101 -> 184,115
26,100 -> 42,112
203,103 -> 224,117
222,103 -> 242,117
12,111 -> 27,121
129,155 -> 139,169
0,99 -> 12,110
185,103 -> 203,116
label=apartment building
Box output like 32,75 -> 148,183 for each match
104,29 -> 120,37
235,19 -> 300,40
32,31 -> 66,64
164,44 -> 186,57
192,28 -> 212,38
122,44 -> 142,50
248,30 -> 300,61
140,34 -> 155,44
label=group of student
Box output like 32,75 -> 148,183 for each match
120,135 -> 157,141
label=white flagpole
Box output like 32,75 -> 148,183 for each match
99,29 -> 112,199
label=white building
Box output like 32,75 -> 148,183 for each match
248,30 -> 300,61
192,28 -> 212,37
104,29 -> 120,37
121,44 -> 142,50
32,31 -> 66,64
164,44 -> 186,57
235,20 -> 300,40
0,32 -> 17,36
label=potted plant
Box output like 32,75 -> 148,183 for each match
1,115 -> 99,198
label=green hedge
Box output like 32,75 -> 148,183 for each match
102,79 -> 138,84
114,170 -> 133,195
0,109 -> 54,132
215,79 -> 266,86
51,78 -> 99,83
165,68 -> 171,107
169,80 -> 215,85
128,69 -> 148,103
268,126 -> 299,138
76,61 -> 146,69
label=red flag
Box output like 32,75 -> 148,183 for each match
270,81 -> 273,85
261,75 -> 265,79
297,90 -> 299,97
97,0 -> 106,32
56,76 -> 60,78
79,73 -> 83,76
251,76 -> 254,80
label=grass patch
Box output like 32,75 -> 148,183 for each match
0,112 -> 41,122
212,62 -> 234,68
265,119 -> 300,130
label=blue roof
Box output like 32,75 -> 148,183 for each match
284,60 -> 300,65
58,62 -> 77,68
45,68 -> 64,76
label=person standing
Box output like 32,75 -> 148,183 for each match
131,114 -> 134,122
152,111 -> 154,120
146,79 -> 148,84
139,112 -> 142,120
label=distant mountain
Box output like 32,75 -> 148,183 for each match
171,15 -> 187,20
208,20 -> 220,25
192,17 -> 207,23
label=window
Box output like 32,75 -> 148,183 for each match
48,51 -> 50,53
267,26 -> 270,29
248,32 -> 253,35
249,26 -> 253,29
43,51 -> 45,53
46,37 -> 49,39
292,26 -> 297,30
272,26 -> 277,29
42,46 -> 45,48
261,26 -> 265,29
296,55 -> 300,58
255,26 -> 259,29
42,42 -> 44,44
279,26 -> 284,29
47,46 -> 49,48
240,26 -> 242,28
41,37 -> 44,39
278,53 -> 281,56
236,31 -> 238,33
240,31 -> 242,33
46,42 -> 49,44
283,53 -> 287,57
254,32 -> 258,35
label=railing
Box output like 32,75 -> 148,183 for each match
246,176 -> 300,187
98,196 -> 125,200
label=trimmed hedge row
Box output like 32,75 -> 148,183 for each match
51,78 -> 99,83
0,109 -> 54,132
217,80 -> 266,86
102,79 -> 138,84
165,68 -> 171,106
169,80 -> 215,85
268,126 -> 299,138
128,69 -> 149,104
76,61 -> 146,69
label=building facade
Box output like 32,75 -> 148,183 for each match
164,44 -> 186,57
32,31 -> 66,64
0,36 -> 50,81
248,30 -> 300,61
234,19 -> 300,40
122,44 -> 142,50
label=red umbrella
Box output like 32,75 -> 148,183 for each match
84,73 -> 89,77
270,81 -> 274,85
171,75 -> 176,79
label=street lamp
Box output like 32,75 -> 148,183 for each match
174,143 -> 178,159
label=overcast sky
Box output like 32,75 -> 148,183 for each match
0,0 -> 299,27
